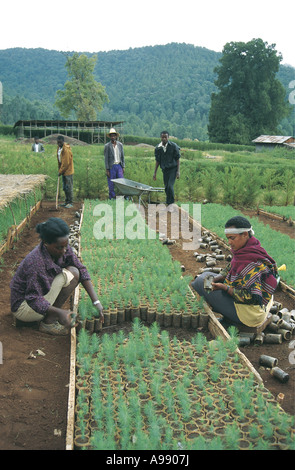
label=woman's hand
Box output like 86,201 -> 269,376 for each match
211,282 -> 225,291
212,282 -> 231,295
94,301 -> 104,324
57,309 -> 72,327
211,274 -> 225,284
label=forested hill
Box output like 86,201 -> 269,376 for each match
0,43 -> 294,140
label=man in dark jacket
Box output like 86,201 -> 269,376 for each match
153,131 -> 180,207
104,128 -> 125,199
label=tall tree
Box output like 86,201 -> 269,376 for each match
208,38 -> 290,144
55,53 -> 109,121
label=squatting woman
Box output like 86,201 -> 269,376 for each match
192,216 -> 278,328
10,217 -> 103,335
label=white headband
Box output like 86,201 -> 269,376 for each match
224,227 -> 254,235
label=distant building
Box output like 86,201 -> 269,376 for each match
13,119 -> 124,144
252,135 -> 295,152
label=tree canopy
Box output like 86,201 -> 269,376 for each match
55,53 -> 109,121
208,38 -> 291,144
0,44 -> 294,139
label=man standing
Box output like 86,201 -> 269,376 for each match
32,136 -> 45,153
153,131 -> 180,209
57,135 -> 74,208
104,128 -> 125,199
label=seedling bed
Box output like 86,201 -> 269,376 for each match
0,175 -> 45,257
71,319 -> 294,450
68,200 -> 294,450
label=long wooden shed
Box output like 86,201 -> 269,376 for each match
13,119 -> 124,144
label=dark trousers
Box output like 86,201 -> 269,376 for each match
191,271 -> 243,324
162,167 -> 177,205
107,164 -> 124,199
62,175 -> 73,204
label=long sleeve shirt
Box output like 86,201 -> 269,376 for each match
155,140 -> 180,171
10,242 -> 90,316
104,141 -> 125,170
221,263 -> 269,305
57,143 -> 74,176
32,143 -> 44,153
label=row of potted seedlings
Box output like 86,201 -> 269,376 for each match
78,199 -> 205,332
74,199 -> 294,450
74,320 -> 295,450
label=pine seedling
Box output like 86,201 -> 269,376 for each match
225,423 -> 241,450
249,423 -> 260,440
77,328 -> 90,356
194,332 -> 207,354
150,321 -> 160,346
255,438 -> 271,450
196,355 -> 207,372
209,363 -> 220,382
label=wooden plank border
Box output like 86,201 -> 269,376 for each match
257,207 -> 294,226
0,199 -> 42,257
65,204 -> 84,450
65,287 -> 78,450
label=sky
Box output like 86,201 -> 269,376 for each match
0,0 -> 294,68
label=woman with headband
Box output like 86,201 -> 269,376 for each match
192,216 -> 279,329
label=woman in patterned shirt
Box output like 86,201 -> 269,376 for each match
10,218 -> 103,335
192,216 -> 278,328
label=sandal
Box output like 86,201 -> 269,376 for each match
39,321 -> 69,336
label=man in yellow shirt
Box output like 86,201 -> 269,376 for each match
57,135 -> 74,208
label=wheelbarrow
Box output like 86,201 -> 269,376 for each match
111,178 -> 164,206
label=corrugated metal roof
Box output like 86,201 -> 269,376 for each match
252,135 -> 293,144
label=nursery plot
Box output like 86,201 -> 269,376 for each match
242,207 -> 295,240
78,199 -> 203,330
74,199 -> 295,450
260,205 -> 295,222
74,321 -> 294,450
0,174 -> 45,248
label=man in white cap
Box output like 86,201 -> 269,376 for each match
104,128 -> 125,199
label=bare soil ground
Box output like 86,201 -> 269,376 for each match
0,200 -> 294,450
0,201 -> 82,450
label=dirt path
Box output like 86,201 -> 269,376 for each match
0,200 -> 82,450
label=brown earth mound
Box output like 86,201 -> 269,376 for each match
17,134 -> 88,146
